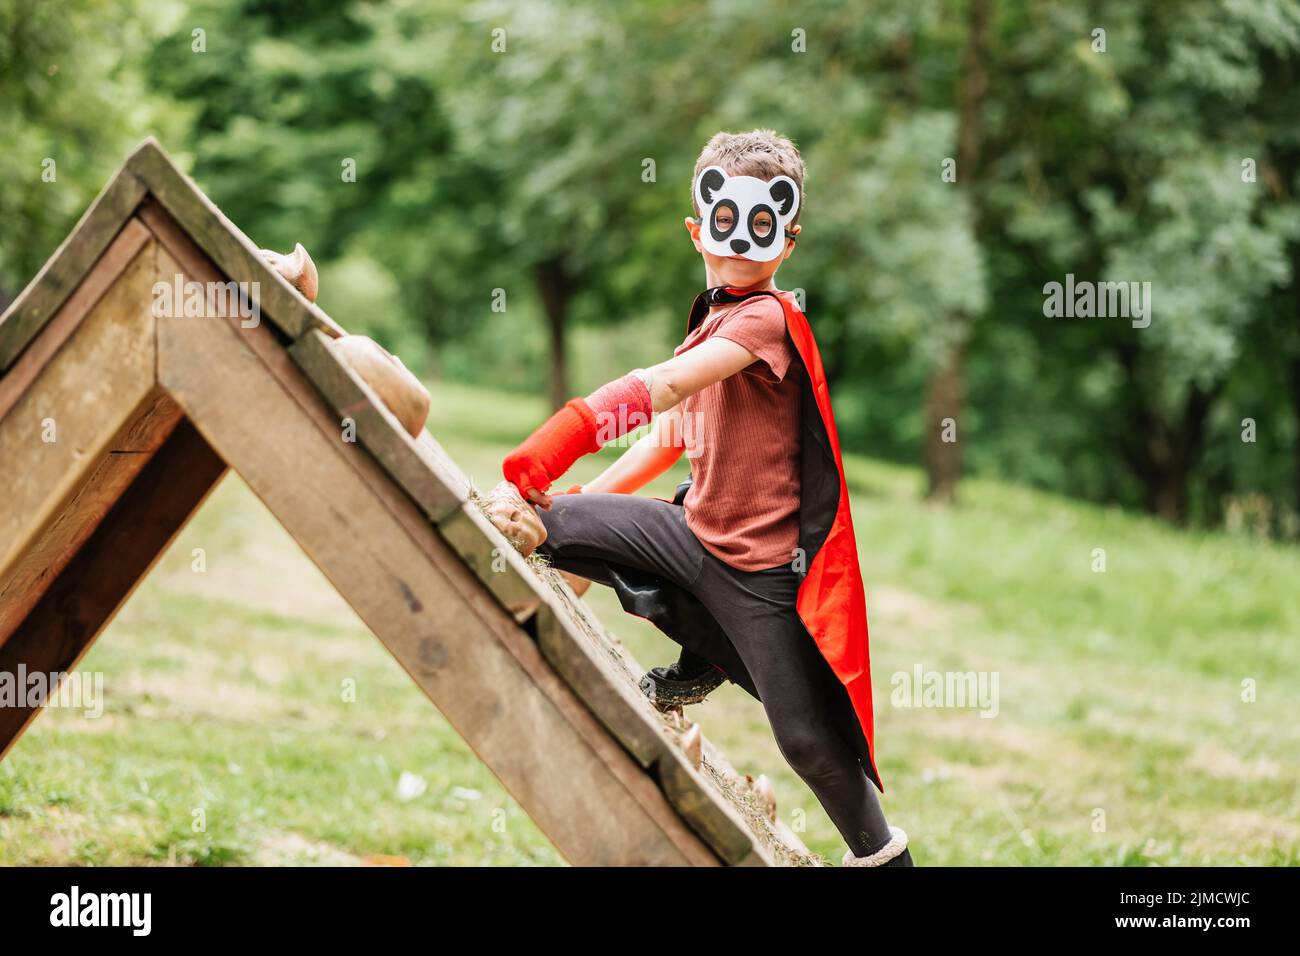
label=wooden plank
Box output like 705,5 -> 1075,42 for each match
438,501 -> 545,622
0,167 -> 148,371
128,141 -> 344,341
0,220 -> 152,423
0,420 -> 227,760
699,737 -> 818,865
535,591 -> 789,865
534,605 -> 673,768
656,749 -> 770,866
153,261 -> 719,866
0,389 -> 183,646
0,238 -> 160,589
287,328 -> 468,522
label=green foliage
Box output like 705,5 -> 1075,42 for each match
0,0 -> 182,297
4,0 -> 1300,524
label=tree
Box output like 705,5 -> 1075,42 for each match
972,0 -> 1300,522
0,0 -> 175,299
925,0 -> 991,502
433,0 -> 718,406
1252,5 -> 1300,514
146,0 -> 467,369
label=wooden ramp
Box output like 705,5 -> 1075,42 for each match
0,139 -> 816,866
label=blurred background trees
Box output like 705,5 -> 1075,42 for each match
0,0 -> 182,305
3,0 -> 1300,531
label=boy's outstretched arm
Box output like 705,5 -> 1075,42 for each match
642,338 -> 760,412
503,338 -> 757,506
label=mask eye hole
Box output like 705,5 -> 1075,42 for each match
710,200 -> 740,240
747,203 -> 779,248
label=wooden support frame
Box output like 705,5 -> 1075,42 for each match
0,226 -> 179,642
0,167 -> 147,371
0,420 -> 226,760
0,138 -> 816,866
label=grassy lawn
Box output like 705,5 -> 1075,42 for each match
3,380 -> 1297,865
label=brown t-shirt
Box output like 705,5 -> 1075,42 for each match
673,291 -> 803,572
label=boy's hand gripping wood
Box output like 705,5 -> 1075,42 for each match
485,481 -> 591,596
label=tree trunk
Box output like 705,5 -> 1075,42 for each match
1288,212 -> 1300,515
924,0 -> 989,502
1125,382 -> 1219,526
1150,472 -> 1188,524
924,340 -> 967,501
535,258 -> 571,410
1292,353 -> 1300,515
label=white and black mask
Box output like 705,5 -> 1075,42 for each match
693,165 -> 800,263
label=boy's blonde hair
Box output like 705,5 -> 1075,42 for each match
691,129 -> 806,225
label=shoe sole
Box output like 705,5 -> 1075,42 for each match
639,671 -> 726,711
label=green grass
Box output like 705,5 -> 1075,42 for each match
3,380 -> 1297,866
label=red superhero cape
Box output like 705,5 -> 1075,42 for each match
704,287 -> 880,790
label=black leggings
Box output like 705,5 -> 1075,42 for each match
536,492 -> 892,856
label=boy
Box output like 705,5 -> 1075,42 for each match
500,130 -> 911,866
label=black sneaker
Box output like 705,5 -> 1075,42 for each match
639,650 -> 726,711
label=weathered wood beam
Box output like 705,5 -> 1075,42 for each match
0,419 -> 227,760
0,219 -> 152,422
0,168 -> 148,372
0,389 -> 183,648
0,232 -> 165,639
287,328 -> 468,523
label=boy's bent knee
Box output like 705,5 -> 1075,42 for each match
536,493 -> 596,551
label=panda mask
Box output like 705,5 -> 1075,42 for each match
692,165 -> 800,263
